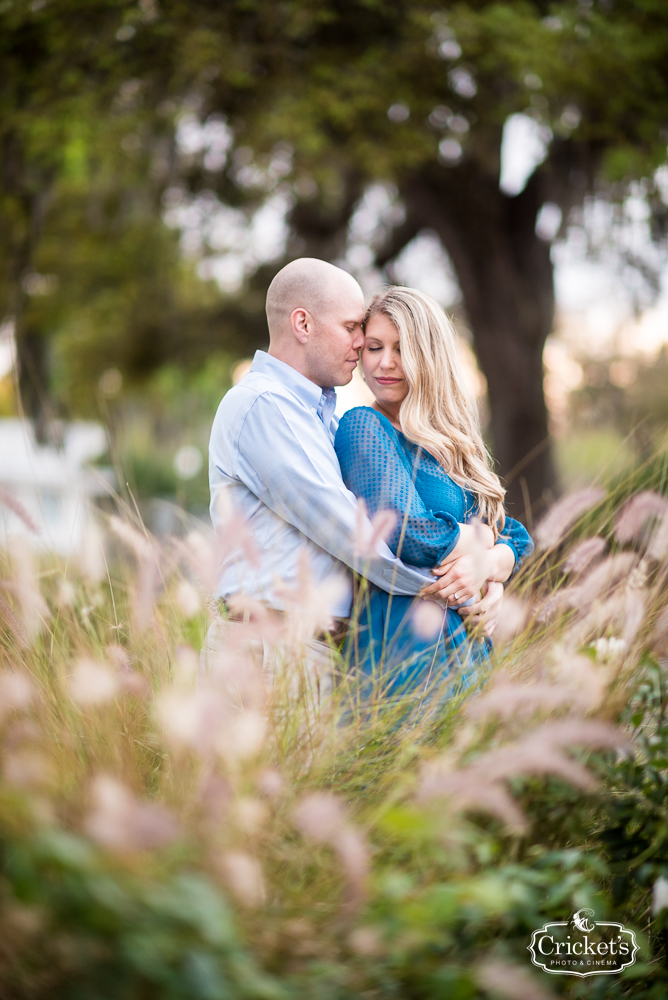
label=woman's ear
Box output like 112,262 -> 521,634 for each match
289,307 -> 312,345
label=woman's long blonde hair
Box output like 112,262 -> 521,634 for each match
364,286 -> 506,534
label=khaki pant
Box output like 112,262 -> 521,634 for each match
200,617 -> 336,720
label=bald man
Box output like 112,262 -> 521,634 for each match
205,259 -> 439,686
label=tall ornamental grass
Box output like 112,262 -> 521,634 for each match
2,462 -> 668,999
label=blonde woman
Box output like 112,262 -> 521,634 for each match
334,286 -> 533,697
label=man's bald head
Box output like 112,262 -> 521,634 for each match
266,258 -> 361,340
265,258 -> 365,388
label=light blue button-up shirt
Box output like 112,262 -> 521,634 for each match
209,350 -> 433,617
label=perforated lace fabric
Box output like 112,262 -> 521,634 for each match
335,406 -> 533,570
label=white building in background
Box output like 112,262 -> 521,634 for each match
0,419 -> 114,555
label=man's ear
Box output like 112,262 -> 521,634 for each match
290,307 -> 312,345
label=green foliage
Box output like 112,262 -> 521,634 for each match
2,475 -> 668,995
3,0 -> 668,430
108,353 -> 233,510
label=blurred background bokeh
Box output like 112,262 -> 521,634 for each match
2,0 -> 668,552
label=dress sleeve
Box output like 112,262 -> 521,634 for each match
496,516 -> 534,575
335,407 -> 460,568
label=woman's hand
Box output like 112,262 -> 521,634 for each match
458,580 -> 504,636
419,521 -> 493,603
419,550 -> 491,604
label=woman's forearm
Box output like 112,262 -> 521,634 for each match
486,542 -> 516,583
440,522 -> 494,565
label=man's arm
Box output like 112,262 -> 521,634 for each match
231,392 -> 433,597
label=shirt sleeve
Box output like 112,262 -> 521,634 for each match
233,392 -> 434,597
334,408 -> 460,568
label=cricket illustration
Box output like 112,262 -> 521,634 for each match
572,909 -> 596,934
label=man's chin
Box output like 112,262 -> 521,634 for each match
333,369 -> 355,387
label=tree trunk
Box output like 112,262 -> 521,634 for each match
4,161 -> 55,442
390,161 -> 558,524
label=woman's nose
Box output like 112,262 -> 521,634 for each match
379,351 -> 396,370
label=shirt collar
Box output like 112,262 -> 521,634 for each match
250,351 -> 336,414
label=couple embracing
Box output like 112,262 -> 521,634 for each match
205,257 -> 533,705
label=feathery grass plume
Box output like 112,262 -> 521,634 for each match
294,793 -> 370,906
536,551 -> 637,625
176,578 -> 201,618
564,536 -> 607,575
534,487 -> 605,550
209,489 -> 261,573
85,775 -> 179,853
219,851 -> 267,907
160,653 -> 266,762
109,515 -> 160,632
535,591 -> 566,623
233,797 -> 268,835
615,490 -> 668,558
56,578 -> 76,608
464,673 -> 587,722
157,683 -> 228,757
256,768 -> 284,800
477,959 -> 556,1000
67,658 -> 119,706
217,711 -> 267,764
105,643 -> 148,697
0,671 -> 34,723
203,621 -> 267,714
564,581 -> 647,651
552,652 -> 607,710
563,552 -> 638,611
108,514 -> 153,561
276,550 -> 348,645
6,537 -> 50,642
294,792 -> 347,843
172,515 -> 259,598
352,498 -> 397,559
172,529 -> 219,594
411,600 -> 444,639
0,591 -> 29,646
582,550 -> 639,596
198,771 -> 231,829
4,751 -> 53,790
623,588 -> 647,647
348,926 -> 384,957
0,485 -> 40,535
491,595 -> 527,645
418,719 -> 628,832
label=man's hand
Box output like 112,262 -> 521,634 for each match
457,580 -> 504,637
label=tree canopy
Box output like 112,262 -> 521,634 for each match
2,0 -> 668,512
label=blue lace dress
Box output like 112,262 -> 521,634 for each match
334,407 -> 534,701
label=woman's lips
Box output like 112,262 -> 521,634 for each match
375,377 -> 402,384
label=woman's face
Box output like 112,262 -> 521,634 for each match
361,312 -> 408,409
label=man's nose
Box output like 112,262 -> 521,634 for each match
352,329 -> 364,351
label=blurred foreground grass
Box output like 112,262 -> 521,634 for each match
3,462 -> 668,998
